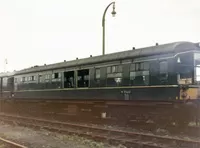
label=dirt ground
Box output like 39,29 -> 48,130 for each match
0,122 -> 126,148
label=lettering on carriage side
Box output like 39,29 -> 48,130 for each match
121,90 -> 131,100
120,90 -> 131,94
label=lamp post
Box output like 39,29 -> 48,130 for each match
4,58 -> 7,73
102,2 -> 116,55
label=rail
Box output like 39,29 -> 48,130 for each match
0,136 -> 27,148
0,113 -> 199,148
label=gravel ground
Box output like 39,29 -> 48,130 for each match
0,143 -> 6,148
0,122 -> 126,148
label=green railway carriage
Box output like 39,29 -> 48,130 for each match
0,41 -> 200,126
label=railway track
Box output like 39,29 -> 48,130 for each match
0,137 -> 27,148
0,113 -> 199,148
128,120 -> 200,137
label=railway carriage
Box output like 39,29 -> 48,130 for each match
0,41 -> 200,126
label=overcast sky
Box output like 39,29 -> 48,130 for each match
0,0 -> 200,72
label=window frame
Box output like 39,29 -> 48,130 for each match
130,62 -> 149,72
45,74 -> 50,80
95,68 -> 100,79
130,62 -> 150,86
52,72 -> 59,79
107,65 -> 122,74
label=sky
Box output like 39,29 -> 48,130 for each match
0,0 -> 200,72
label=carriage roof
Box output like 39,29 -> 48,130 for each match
11,41 -> 200,75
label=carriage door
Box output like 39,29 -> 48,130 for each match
64,71 -> 75,88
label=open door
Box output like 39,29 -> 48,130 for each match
77,69 -> 89,87
64,71 -> 75,88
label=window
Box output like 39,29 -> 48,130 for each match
159,61 -> 168,74
106,65 -> 123,86
130,64 -> 135,71
3,77 -> 7,85
112,66 -> 116,73
39,75 -> 42,82
130,71 -> 149,85
95,69 -> 100,79
130,62 -> 150,86
58,73 -> 61,78
176,53 -> 193,84
45,74 -> 50,79
52,73 -> 59,79
130,72 -> 136,80
130,62 -> 149,71
27,76 -> 36,81
107,65 -> 123,78
32,76 -> 36,81
107,65 -> 122,74
22,77 -> 25,82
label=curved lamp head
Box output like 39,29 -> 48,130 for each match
111,2 -> 116,17
177,57 -> 181,63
